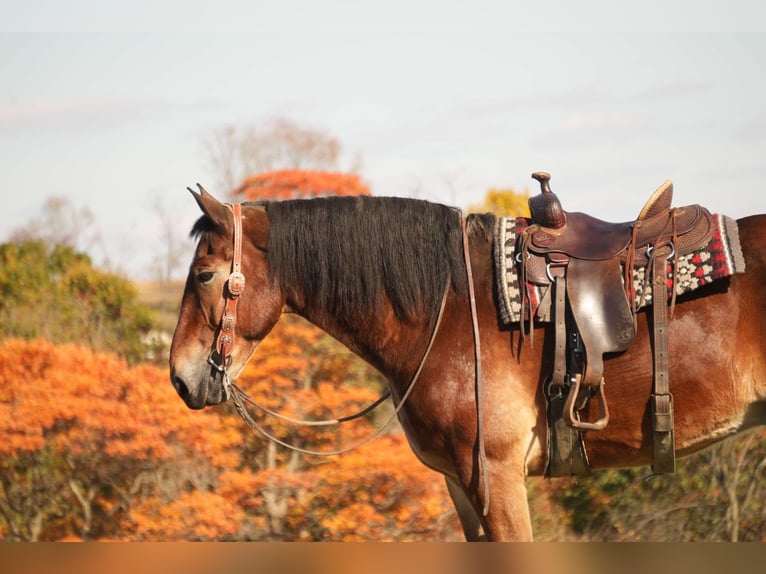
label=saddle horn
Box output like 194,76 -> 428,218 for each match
529,172 -> 567,229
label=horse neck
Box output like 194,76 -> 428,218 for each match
290,297 -> 436,385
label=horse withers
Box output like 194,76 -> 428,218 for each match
169,185 -> 766,541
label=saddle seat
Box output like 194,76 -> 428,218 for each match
527,178 -> 713,261
521,173 -> 714,475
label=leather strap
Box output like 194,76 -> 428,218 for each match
651,251 -> 676,473
550,265 -> 568,389
461,217 -> 489,516
213,203 -> 246,372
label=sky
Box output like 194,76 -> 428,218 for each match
2,3 -> 765,280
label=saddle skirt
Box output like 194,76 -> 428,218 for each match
495,212 -> 746,326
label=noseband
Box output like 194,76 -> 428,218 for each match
209,202 -> 245,383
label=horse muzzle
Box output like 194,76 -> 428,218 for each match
170,367 -> 227,409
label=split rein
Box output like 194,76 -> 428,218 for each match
209,204 -> 489,513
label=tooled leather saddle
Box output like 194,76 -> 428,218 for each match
520,172 -> 715,475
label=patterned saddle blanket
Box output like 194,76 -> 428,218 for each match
494,213 -> 747,325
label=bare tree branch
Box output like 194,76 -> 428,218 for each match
202,117 -> 346,198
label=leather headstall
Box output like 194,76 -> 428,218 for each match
210,202 -> 245,373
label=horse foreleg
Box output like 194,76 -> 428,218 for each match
480,463 -> 534,542
445,475 -> 485,541
450,456 -> 534,541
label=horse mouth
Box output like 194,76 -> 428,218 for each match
171,372 -> 226,409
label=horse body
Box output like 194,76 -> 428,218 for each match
169,189 -> 765,542
582,216 -> 766,467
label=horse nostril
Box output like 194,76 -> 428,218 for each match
172,375 -> 190,401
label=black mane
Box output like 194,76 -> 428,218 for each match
260,196 -> 480,324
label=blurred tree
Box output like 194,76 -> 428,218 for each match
0,336 -> 460,541
539,430 -> 766,541
710,432 -> 766,541
234,169 -> 371,201
203,117 -> 361,195
0,339 -> 244,541
468,186 -> 531,217
126,490 -> 246,541
10,196 -> 100,256
0,240 -> 155,364
297,434 -> 459,541
150,195 -> 189,284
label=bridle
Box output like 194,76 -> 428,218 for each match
207,203 -> 489,513
208,203 -> 246,383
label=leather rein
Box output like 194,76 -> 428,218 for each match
210,204 -> 489,512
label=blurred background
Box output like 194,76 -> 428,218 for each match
0,2 -> 764,541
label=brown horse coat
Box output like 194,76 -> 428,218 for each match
170,190 -> 765,541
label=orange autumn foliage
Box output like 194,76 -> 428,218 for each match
0,338 -> 240,467
234,315 -> 389,456
304,434 -> 459,541
126,490 -> 245,541
234,169 -> 371,201
0,330 -> 461,541
0,338 -> 243,541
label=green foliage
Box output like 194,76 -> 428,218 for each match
546,430 -> 766,541
0,240 -> 155,364
0,444 -> 68,541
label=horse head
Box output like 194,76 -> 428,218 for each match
169,186 -> 284,409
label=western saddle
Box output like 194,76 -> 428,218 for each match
520,172 -> 714,475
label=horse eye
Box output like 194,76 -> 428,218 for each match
197,271 -> 215,285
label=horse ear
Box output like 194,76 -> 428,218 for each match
188,184 -> 232,233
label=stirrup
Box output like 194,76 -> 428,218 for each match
564,375 -> 609,431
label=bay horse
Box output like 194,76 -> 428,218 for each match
169,187 -> 766,541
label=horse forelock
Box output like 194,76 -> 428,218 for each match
262,196 -> 482,324
189,215 -> 216,240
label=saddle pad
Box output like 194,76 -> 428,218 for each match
494,213 -> 746,325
